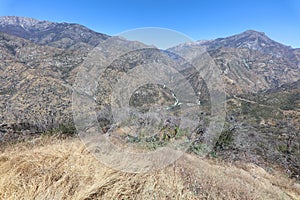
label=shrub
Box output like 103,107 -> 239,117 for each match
214,129 -> 234,150
189,142 -> 210,156
56,124 -> 77,136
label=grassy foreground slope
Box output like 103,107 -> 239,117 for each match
0,136 -> 299,200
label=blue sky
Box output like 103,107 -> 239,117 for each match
1,0 -> 300,47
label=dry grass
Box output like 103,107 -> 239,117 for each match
0,136 -> 299,200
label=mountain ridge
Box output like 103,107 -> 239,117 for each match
0,16 -> 109,49
0,15 -> 299,133
0,16 -> 299,180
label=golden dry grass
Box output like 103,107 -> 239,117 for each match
0,136 -> 299,200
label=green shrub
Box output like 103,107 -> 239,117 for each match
189,143 -> 210,156
57,124 -> 77,136
214,129 -> 234,150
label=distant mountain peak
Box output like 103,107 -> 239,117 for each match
234,29 -> 272,43
242,29 -> 266,35
214,29 -> 274,46
0,16 -> 109,48
0,16 -> 52,28
196,29 -> 293,57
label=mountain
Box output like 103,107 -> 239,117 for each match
0,16 -> 109,49
203,30 -> 293,55
0,16 -> 111,141
172,30 -> 300,94
0,32 -> 80,140
0,16 -> 299,179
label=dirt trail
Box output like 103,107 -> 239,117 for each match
232,95 -> 288,112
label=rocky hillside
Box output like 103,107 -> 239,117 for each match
0,32 -> 79,138
222,80 -> 300,179
0,16 -> 299,179
174,30 -> 300,94
0,17 -> 110,141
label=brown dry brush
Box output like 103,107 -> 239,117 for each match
0,137 -> 299,200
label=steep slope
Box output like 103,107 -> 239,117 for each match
172,30 -> 300,94
0,32 -> 84,141
223,80 -> 300,179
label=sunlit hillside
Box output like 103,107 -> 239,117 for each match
0,136 -> 299,200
